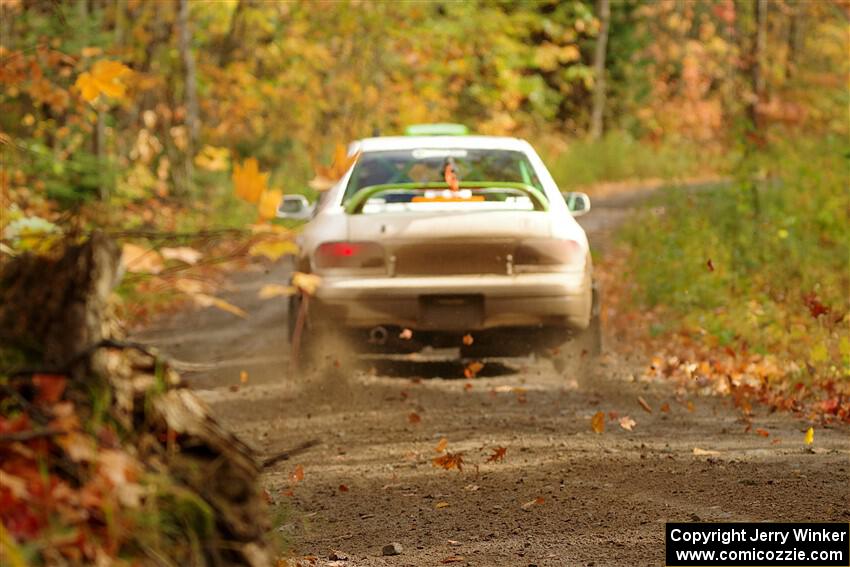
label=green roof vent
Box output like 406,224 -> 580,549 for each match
404,123 -> 470,136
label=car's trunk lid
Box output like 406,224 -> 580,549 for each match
348,211 -> 551,276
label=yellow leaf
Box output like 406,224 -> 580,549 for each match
804,427 -> 814,445
809,344 -> 828,363
74,59 -> 132,104
121,243 -> 164,274
258,188 -> 283,221
434,437 -> 448,453
258,283 -> 296,299
435,501 -> 450,509
240,370 -> 249,384
292,271 -> 321,296
194,145 -> 230,172
160,246 -> 202,265
232,158 -> 268,204
249,239 -> 299,261
591,411 -> 605,434
192,293 -> 247,318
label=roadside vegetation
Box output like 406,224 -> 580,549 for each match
615,135 -> 850,422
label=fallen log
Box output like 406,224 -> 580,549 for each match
0,234 -> 274,566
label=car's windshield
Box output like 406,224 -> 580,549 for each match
343,148 -> 544,201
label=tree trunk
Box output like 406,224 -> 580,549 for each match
589,0 -> 610,141
179,0 -> 199,158
748,0 -> 768,130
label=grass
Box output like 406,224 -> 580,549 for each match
620,134 -> 850,381
545,131 -> 727,190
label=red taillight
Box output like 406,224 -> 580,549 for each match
314,241 -> 385,270
514,239 -> 583,268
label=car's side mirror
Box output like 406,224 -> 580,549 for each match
277,195 -> 314,220
563,191 -> 591,217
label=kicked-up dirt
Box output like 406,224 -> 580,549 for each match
135,190 -> 850,566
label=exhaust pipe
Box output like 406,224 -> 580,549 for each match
369,326 -> 389,345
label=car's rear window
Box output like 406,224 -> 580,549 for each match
343,149 -> 544,201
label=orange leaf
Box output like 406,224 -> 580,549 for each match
434,438 -> 448,453
486,446 -> 507,463
289,464 -> 304,483
660,402 -> 670,413
32,374 -> 66,404
464,361 -> 484,379
432,452 -> 464,471
408,412 -> 421,424
239,370 -> 249,384
232,157 -> 268,204
755,428 -> 769,437
591,411 -> 605,433
462,334 -> 474,346
338,484 -> 349,492
441,556 -> 465,564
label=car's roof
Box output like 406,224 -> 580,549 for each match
350,135 -> 532,154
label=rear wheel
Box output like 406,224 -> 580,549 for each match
289,294 -> 356,374
549,283 -> 601,374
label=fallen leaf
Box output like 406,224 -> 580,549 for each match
692,447 -> 720,456
32,373 -> 66,404
464,361 -> 484,379
804,427 -> 814,445
660,402 -> 670,413
289,464 -> 304,483
192,293 -> 247,318
240,370 -> 249,384
250,239 -> 299,261
619,416 -> 636,431
435,438 -> 449,453
432,452 -> 464,471
486,446 -> 507,462
408,412 -> 421,424
686,400 -> 695,412
292,272 -> 322,296
706,258 -> 715,272
338,484 -> 349,492
463,383 -> 473,392
233,157 -> 268,204
448,539 -> 462,546
175,278 -> 207,294
521,497 -> 545,510
591,411 -> 605,433
160,246 -> 202,265
441,557 -> 465,564
435,501 -> 450,509
258,283 -> 296,299
755,428 -> 769,437
121,243 -> 164,274
399,328 -> 413,340
637,396 -> 653,413
462,334 -> 474,346
463,484 -> 479,492
258,189 -> 284,221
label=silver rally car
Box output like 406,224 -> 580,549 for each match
279,127 -> 599,367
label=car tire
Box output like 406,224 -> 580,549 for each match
549,283 -> 601,374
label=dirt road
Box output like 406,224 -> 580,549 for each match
136,192 -> 850,566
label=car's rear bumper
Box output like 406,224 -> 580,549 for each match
310,271 -> 591,331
